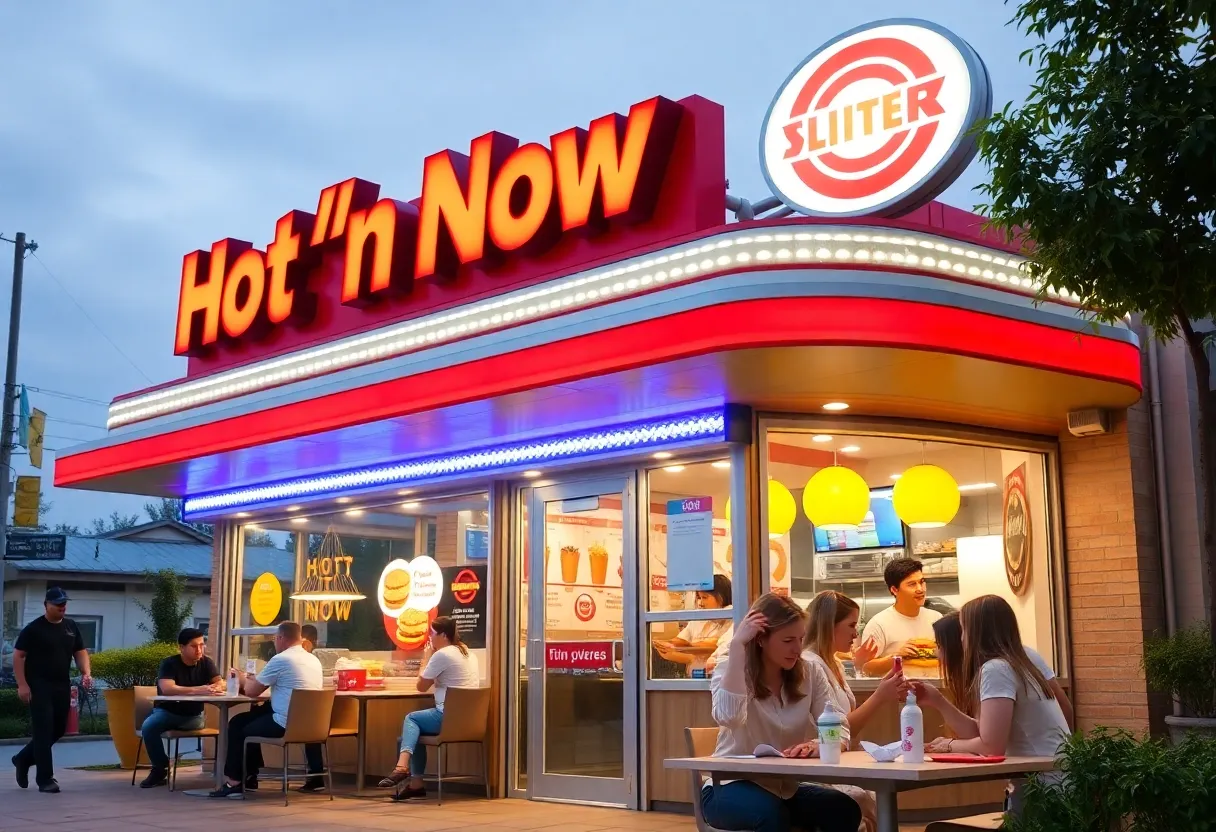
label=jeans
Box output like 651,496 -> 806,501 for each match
223,709 -> 324,783
13,684 -> 70,787
141,709 -> 205,769
398,707 -> 444,777
702,780 -> 863,832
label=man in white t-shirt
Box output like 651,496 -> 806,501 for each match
860,558 -> 942,677
209,621 -> 324,799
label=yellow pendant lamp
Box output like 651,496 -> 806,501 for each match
892,463 -> 961,528
802,465 -> 870,530
725,479 -> 798,538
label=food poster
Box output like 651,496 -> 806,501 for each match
377,555 -> 443,650
543,506 -> 625,640
437,563 -> 488,648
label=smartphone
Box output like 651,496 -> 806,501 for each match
893,656 -> 904,674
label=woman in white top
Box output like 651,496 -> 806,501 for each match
656,574 -> 734,674
379,616 -> 479,799
910,595 -> 1070,814
706,593 -> 862,832
801,591 -> 908,832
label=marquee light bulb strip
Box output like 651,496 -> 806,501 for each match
182,408 -> 727,517
111,228 -> 1065,431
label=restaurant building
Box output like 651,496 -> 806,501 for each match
54,18 -> 1177,819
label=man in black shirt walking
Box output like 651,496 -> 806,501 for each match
12,587 -> 93,793
139,627 -> 223,788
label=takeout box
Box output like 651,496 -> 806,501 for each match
335,668 -> 368,691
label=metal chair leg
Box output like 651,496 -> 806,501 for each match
241,739 -> 248,800
131,739 -> 143,786
323,742 -> 334,801
481,741 -> 490,799
437,743 -> 443,806
282,743 -> 289,807
169,738 -> 178,792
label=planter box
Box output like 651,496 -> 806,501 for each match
1164,715 -> 1216,745
102,688 -> 151,770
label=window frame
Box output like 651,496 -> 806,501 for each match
72,615 -> 103,652
758,412 -> 1069,688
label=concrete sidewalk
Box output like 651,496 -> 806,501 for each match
0,738 -> 120,771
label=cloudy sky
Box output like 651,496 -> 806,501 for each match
0,1 -> 1037,530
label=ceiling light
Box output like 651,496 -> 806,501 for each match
336,497 -> 352,504
839,445 -> 861,453
822,402 -> 850,411
957,482 -> 998,492
812,435 -> 833,443
653,451 -> 673,460
397,489 -> 414,496
401,501 -> 420,509
290,517 -> 308,524
522,470 -> 542,479
286,505 -> 301,513
712,460 -> 731,469
235,512 -> 251,518
344,509 -> 365,517
663,465 -> 686,473
891,474 -> 903,481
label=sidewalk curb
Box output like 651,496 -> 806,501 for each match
0,734 -> 111,746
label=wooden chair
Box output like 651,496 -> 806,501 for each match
129,685 -> 219,792
925,814 -> 1004,831
684,727 -> 730,832
395,687 -> 492,805
242,688 -> 336,806
324,696 -> 359,792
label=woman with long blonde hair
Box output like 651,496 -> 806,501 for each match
911,595 -> 1069,814
704,593 -> 862,832
801,591 -> 907,832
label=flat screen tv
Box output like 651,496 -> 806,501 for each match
812,486 -> 907,553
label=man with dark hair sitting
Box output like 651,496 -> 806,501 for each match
301,624 -> 319,653
141,627 -> 223,788
208,621 -> 323,798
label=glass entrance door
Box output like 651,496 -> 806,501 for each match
524,476 -> 638,806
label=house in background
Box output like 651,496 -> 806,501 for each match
2,520 -> 292,654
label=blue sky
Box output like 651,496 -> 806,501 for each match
0,1 -> 1037,528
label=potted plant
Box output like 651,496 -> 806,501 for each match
1143,624 -> 1216,743
90,642 -> 178,769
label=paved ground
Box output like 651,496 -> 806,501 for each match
0,737 -> 123,771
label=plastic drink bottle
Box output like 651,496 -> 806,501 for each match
226,669 -> 239,697
900,690 -> 924,763
817,701 -> 844,764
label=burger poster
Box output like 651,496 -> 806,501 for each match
1003,464 -> 1032,597
376,555 -> 443,650
437,564 -> 488,649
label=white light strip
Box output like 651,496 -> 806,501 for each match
110,227 -> 1062,429
183,408 -> 727,515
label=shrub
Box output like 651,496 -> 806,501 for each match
0,687 -> 25,719
1005,729 -> 1216,832
135,568 -> 194,644
1142,623 -> 1216,717
90,642 -> 178,689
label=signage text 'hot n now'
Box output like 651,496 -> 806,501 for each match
174,96 -> 684,357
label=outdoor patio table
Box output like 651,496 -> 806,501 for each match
152,693 -> 266,796
335,689 -> 433,797
664,751 -> 1057,832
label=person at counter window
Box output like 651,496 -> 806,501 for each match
139,628 -> 223,788
654,574 -> 733,675
802,591 -> 908,832
704,593 -> 862,832
208,622 -> 325,799
859,558 -> 941,677
910,595 -> 1070,816
932,611 -> 1074,730
379,616 -> 479,800
301,624 -> 319,654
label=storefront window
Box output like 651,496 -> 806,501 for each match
645,458 -> 736,680
766,427 -> 1058,681
240,491 -> 492,687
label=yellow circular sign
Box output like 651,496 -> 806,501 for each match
249,572 -> 282,626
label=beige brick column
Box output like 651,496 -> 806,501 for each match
1059,399 -> 1169,734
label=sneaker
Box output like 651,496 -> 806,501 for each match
12,756 -> 28,789
244,776 -> 259,791
38,779 -> 60,794
139,768 -> 168,789
392,786 -> 427,802
208,782 -> 243,799
297,777 -> 326,793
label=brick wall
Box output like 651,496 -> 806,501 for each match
1059,393 -> 1170,734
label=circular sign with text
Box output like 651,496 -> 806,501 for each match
761,19 -> 992,218
249,572 -> 282,626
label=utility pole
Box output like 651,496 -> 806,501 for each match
0,231 -> 36,661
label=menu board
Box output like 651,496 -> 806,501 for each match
437,563 -> 488,648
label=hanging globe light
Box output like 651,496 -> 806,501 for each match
725,479 -> 798,538
893,464 -> 961,528
802,466 -> 870,530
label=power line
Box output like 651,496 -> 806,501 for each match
24,386 -> 109,406
46,415 -> 105,430
28,252 -> 153,384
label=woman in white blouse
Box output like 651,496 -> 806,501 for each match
801,591 -> 907,832
706,593 -> 862,832
655,574 -> 733,674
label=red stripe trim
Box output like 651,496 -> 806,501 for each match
56,297 -> 1141,486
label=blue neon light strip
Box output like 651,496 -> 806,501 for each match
183,408 -> 727,516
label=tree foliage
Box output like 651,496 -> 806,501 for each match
88,510 -> 142,536
135,568 -> 194,644
143,497 -> 214,538
978,0 -> 1216,639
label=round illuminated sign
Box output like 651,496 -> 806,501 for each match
249,572 -> 282,626
760,19 -> 992,218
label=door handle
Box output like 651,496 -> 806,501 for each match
528,638 -> 543,671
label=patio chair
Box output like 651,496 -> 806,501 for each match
130,685 -> 219,792
925,814 -> 1004,831
684,727 -> 729,832
394,686 -> 492,805
242,688 -> 336,806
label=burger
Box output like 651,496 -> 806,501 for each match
360,660 -> 385,688
903,637 -> 940,668
396,608 -> 430,646
383,569 -> 411,610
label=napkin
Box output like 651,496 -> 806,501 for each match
860,740 -> 904,762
